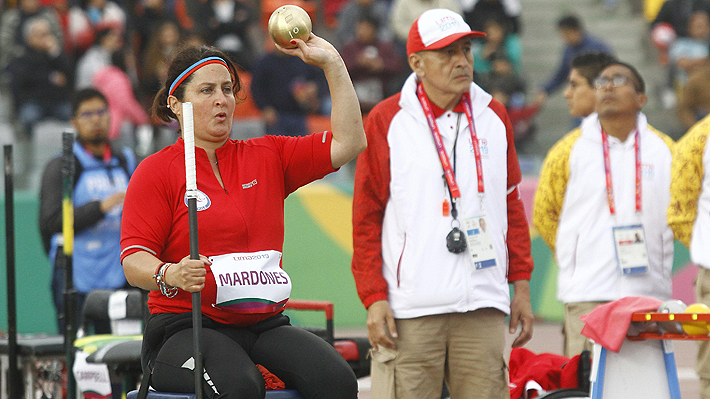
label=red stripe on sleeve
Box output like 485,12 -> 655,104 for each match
488,99 -> 534,281
351,95 -> 401,308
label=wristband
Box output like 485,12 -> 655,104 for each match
154,262 -> 178,298
153,263 -> 164,287
162,263 -> 175,287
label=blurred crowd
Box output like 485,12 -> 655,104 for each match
4,0 -> 710,163
648,0 -> 710,130
0,0 -> 528,159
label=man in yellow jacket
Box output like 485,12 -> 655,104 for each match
668,115 -> 710,398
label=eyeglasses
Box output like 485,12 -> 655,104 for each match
77,108 -> 108,119
593,75 -> 632,89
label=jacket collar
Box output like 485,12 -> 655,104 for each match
580,111 -> 649,146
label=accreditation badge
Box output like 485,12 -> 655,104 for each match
462,215 -> 497,270
210,250 -> 291,313
612,224 -> 649,275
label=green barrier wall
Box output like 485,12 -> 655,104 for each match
0,183 -> 694,334
283,183 -> 367,329
0,192 -> 57,334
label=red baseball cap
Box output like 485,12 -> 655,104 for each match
407,8 -> 486,56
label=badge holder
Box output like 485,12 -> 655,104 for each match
462,213 -> 497,270
601,128 -> 648,276
612,224 -> 649,276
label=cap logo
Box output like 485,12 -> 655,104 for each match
406,8 -> 485,55
437,16 -> 462,33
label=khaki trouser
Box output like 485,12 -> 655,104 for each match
564,301 -> 607,358
370,308 -> 508,399
695,267 -> 710,398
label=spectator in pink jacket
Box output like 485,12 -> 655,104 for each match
92,50 -> 152,154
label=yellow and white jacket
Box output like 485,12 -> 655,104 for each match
534,112 -> 675,303
668,114 -> 710,268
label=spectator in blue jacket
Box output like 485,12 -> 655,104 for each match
533,14 -> 613,114
39,88 -> 136,332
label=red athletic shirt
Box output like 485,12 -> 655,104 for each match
121,133 -> 335,326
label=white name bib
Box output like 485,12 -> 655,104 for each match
612,225 -> 649,275
462,215 -> 497,270
210,250 -> 291,314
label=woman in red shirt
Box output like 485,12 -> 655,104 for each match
120,37 -> 365,398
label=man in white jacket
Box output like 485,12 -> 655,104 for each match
534,61 -> 675,357
352,8 -> 534,399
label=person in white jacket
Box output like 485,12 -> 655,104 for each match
534,61 -> 675,357
352,8 -> 534,399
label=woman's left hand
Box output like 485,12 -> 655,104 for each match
276,33 -> 340,70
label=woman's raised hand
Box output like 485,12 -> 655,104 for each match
276,33 -> 341,70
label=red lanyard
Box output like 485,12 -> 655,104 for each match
416,83 -> 485,203
601,128 -> 641,215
